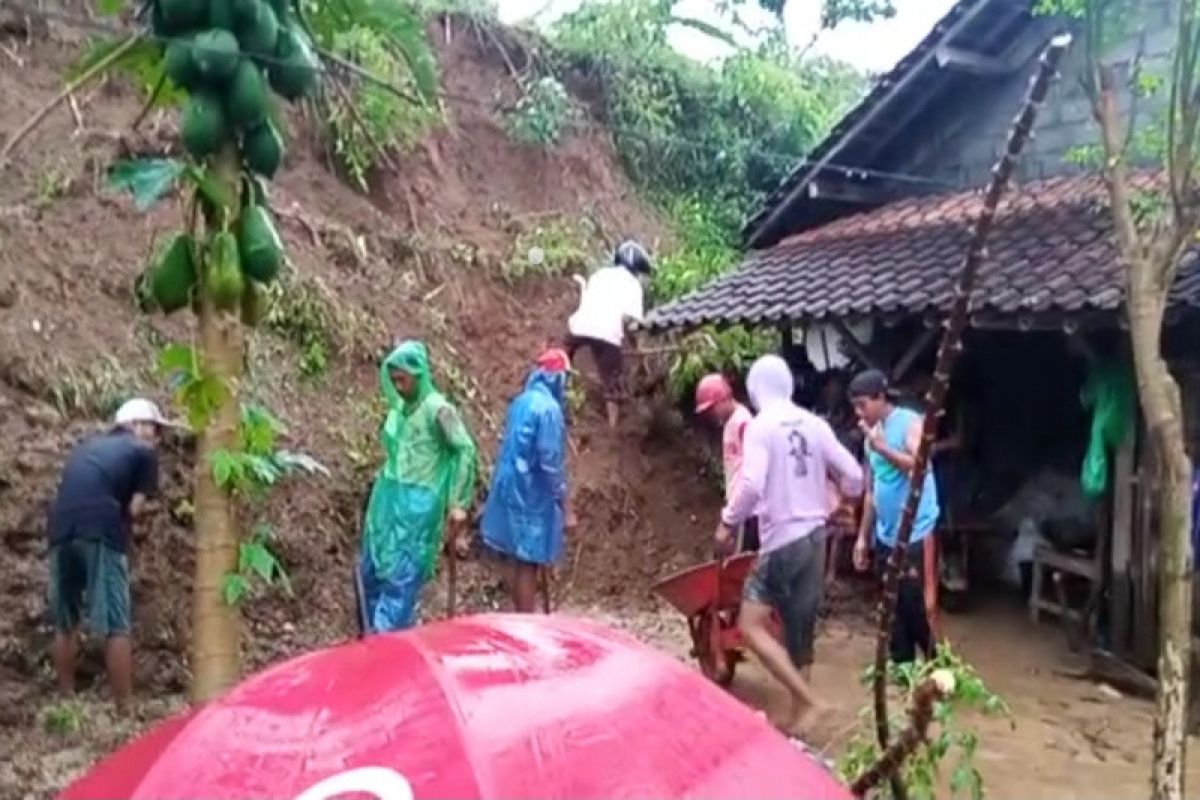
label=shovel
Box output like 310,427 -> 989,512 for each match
446,548 -> 458,619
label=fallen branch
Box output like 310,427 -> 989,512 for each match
328,75 -> 400,174
317,47 -> 426,108
0,34 -> 141,170
67,92 -> 83,131
850,672 -> 954,798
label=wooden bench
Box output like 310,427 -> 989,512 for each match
1030,543 -> 1103,649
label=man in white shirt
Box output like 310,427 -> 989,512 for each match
565,240 -> 651,429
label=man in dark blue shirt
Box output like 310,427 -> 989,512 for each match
48,398 -> 168,710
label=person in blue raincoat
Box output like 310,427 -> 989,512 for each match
482,348 -> 576,612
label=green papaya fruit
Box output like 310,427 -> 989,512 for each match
180,91 -> 229,159
163,35 -> 200,91
236,203 -> 284,282
149,233 -> 198,314
236,0 -> 280,57
207,0 -> 237,30
268,24 -> 318,101
226,58 -> 269,128
206,231 -> 245,311
242,120 -> 284,178
152,0 -> 200,35
240,280 -> 267,326
192,28 -> 240,84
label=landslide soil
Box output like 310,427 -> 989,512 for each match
0,12 -> 718,795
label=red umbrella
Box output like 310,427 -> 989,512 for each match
62,614 -> 850,800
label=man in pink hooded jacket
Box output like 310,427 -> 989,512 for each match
715,354 -> 864,735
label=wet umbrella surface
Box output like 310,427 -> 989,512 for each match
62,614 -> 850,800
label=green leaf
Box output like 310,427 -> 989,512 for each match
246,454 -> 283,485
210,450 -> 243,489
222,573 -> 251,605
108,158 -> 186,212
157,343 -> 196,378
242,541 -> 279,583
97,0 -> 125,16
69,38 -> 183,108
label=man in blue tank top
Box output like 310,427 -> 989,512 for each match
849,369 -> 940,663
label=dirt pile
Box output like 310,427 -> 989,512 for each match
0,11 -> 720,795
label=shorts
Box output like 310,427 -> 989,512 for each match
565,334 -> 625,401
743,528 -> 827,667
48,538 -> 131,637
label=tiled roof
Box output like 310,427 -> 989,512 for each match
646,173 -> 1200,331
741,0 -> 1037,246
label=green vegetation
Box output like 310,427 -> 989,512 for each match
41,700 -> 86,736
504,215 -> 598,283
837,645 -> 1012,800
483,0 -> 866,396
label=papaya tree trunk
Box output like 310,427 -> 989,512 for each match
190,144 -> 245,703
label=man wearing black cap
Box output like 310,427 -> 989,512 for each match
848,369 -> 940,664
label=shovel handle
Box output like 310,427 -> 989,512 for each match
446,550 -> 458,618
540,567 -> 552,614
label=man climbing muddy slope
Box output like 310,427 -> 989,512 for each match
565,240 -> 652,429
716,355 -> 864,735
358,340 -> 477,633
850,369 -> 940,664
695,373 -> 759,552
46,398 -> 170,711
482,348 -> 575,612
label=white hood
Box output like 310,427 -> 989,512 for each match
746,354 -> 794,412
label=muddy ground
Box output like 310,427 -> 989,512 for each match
4,581 -> 1196,799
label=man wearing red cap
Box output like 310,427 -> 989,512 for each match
481,348 -> 576,612
695,374 -> 759,552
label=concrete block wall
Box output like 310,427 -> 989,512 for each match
910,2 -> 1175,188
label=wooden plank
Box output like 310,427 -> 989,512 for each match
1134,446 -> 1159,670
1110,431 -> 1135,656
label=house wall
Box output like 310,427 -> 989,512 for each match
906,2 -> 1175,187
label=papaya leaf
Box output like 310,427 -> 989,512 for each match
157,343 -> 198,379
222,573 -> 251,605
69,37 -> 183,106
108,158 -> 186,211
242,541 -> 280,583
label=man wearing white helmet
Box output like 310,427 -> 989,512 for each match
565,240 -> 652,429
46,398 -> 171,710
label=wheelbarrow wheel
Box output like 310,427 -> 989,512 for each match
696,610 -> 735,687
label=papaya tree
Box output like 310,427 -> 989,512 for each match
3,0 -> 436,702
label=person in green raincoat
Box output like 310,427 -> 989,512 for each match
359,340 -> 477,632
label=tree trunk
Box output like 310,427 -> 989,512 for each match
1128,263 -> 1193,800
189,145 -> 245,703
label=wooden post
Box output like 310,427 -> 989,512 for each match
1111,428 -> 1135,657
780,323 -> 796,360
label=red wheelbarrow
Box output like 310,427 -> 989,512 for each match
652,553 -> 783,686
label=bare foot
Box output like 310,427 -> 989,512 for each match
776,699 -> 836,743
796,701 -> 838,747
